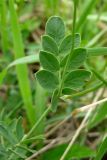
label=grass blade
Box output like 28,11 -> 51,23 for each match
0,69 -> 7,87
87,47 -> 107,56
0,54 -> 39,87
91,68 -> 107,86
94,136 -> 107,160
7,54 -> 39,69
0,0 -> 8,54
76,0 -> 99,31
35,81 -> 47,135
9,0 -> 35,126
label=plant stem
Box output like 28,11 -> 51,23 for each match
21,106 -> 51,141
63,82 -> 103,99
58,0 -> 77,97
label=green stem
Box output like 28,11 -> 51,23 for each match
21,106 -> 51,141
58,1 -> 77,97
64,82 -> 103,99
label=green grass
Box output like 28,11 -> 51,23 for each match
76,0 -> 99,31
0,0 -> 8,55
9,0 -> 35,126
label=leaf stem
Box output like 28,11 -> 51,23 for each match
58,1 -> 77,97
63,82 -> 103,99
21,106 -> 51,142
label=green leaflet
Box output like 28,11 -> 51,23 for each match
0,124 -> 16,145
42,35 -> 59,56
0,145 -> 6,157
62,87 -> 76,95
64,70 -> 91,90
45,16 -> 65,44
59,33 -> 81,55
9,148 -> 27,159
61,48 -> 87,70
36,70 -> 59,91
22,135 -> 44,144
40,51 -> 60,72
